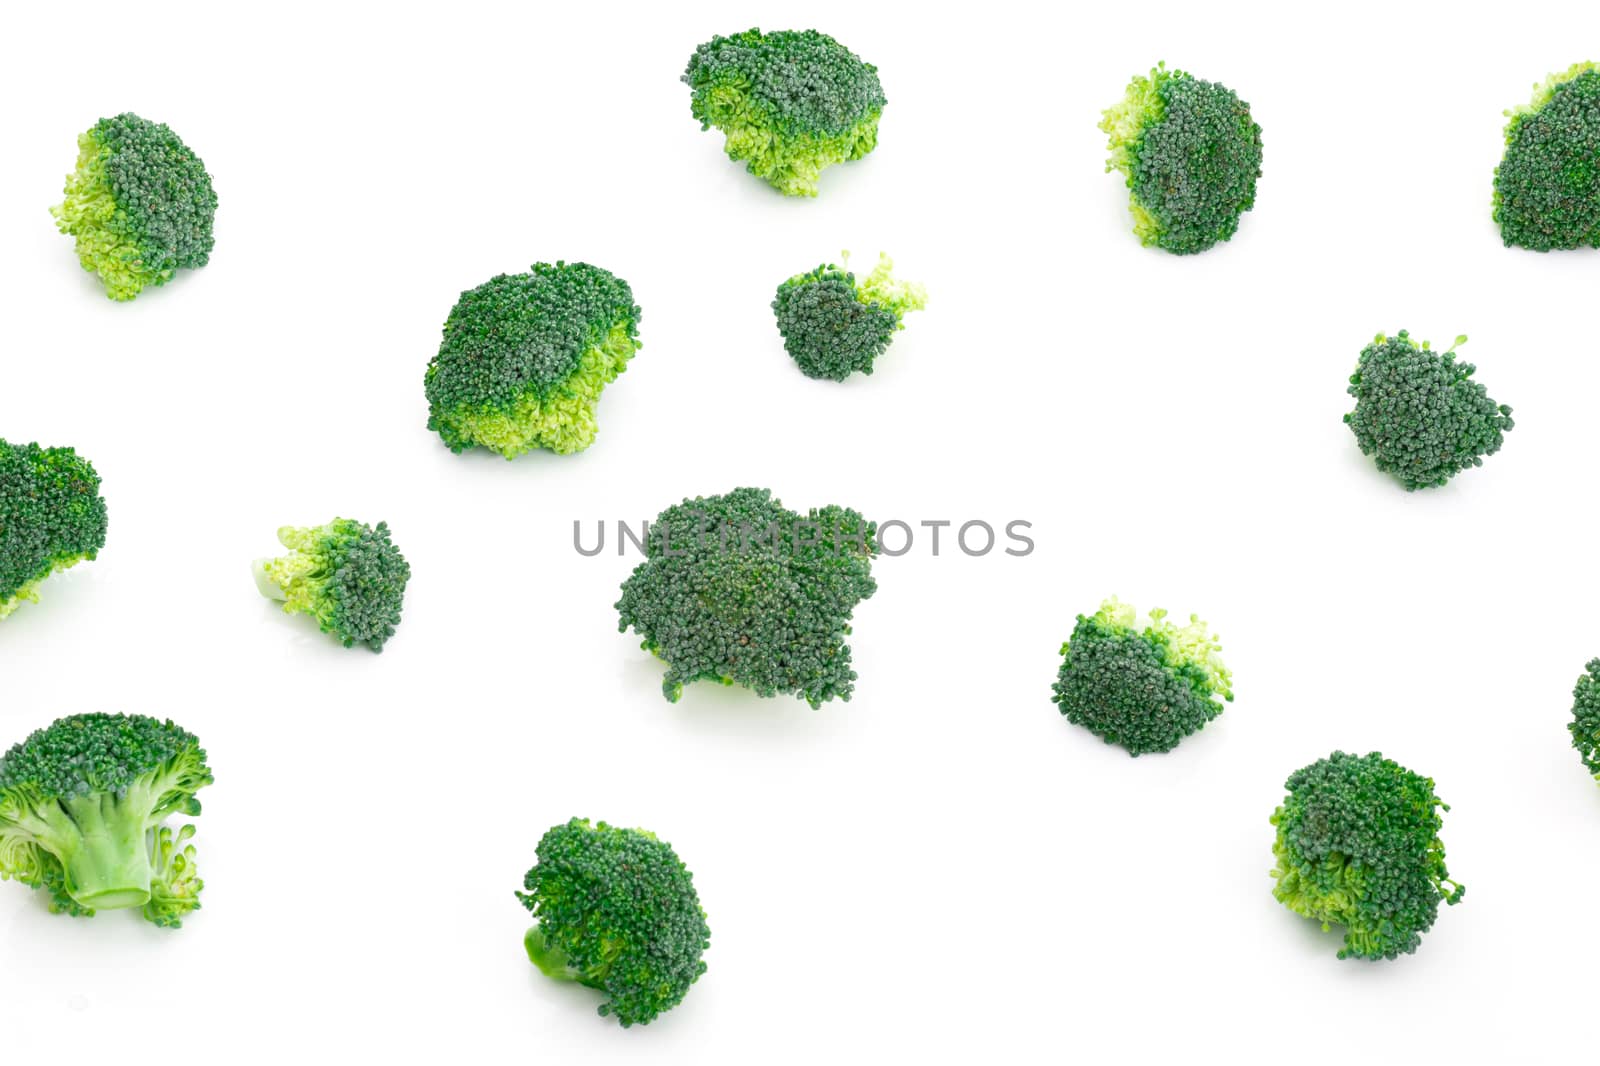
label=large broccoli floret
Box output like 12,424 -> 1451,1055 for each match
1,439 -> 109,620
616,487 -> 877,708
1100,63 -> 1263,254
424,262 -> 641,458
1568,659 -> 1600,783
516,818 -> 710,1027
1270,751 -> 1465,960
684,28 -> 886,196
1493,62 -> 1600,250
50,113 -> 217,300
253,518 -> 411,652
772,252 -> 927,381
0,713 -> 211,927
1051,597 -> 1232,756
1344,331 -> 1514,491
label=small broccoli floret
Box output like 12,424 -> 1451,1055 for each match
1,439 -> 108,620
1270,751 -> 1465,960
424,262 -> 641,458
1100,63 -> 1263,254
1493,63 -> 1600,250
616,487 -> 877,708
772,251 -> 927,380
516,818 -> 710,1027
253,518 -> 411,652
1568,659 -> 1600,783
1051,597 -> 1232,756
684,28 -> 885,196
1344,330 -> 1514,491
0,713 -> 212,925
50,113 -> 217,300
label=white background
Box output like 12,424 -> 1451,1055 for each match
2,1 -> 1597,1062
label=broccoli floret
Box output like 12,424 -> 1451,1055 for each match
1051,597 -> 1232,756
1100,63 -> 1263,254
253,518 -> 411,652
1493,62 -> 1600,250
1270,751 -> 1465,960
50,113 -> 217,300
516,818 -> 710,1027
1344,330 -> 1514,491
616,487 -> 877,708
0,713 -> 212,926
1,439 -> 108,620
424,262 -> 641,458
772,252 -> 927,380
684,28 -> 885,196
1568,659 -> 1600,782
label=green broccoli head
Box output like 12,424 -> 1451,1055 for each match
1568,659 -> 1600,782
1270,751 -> 1465,960
1051,597 -> 1232,756
1100,63 -> 1263,254
516,818 -> 710,1027
772,251 -> 927,381
424,262 -> 641,458
684,28 -> 885,197
50,113 -> 217,301
253,518 -> 411,652
1344,331 -> 1514,491
0,713 -> 212,926
1493,62 -> 1600,250
616,487 -> 878,708
1,439 -> 109,620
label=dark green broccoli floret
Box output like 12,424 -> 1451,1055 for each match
1493,63 -> 1600,250
1569,659 -> 1600,782
1344,330 -> 1514,491
0,713 -> 211,927
1100,63 -> 1263,254
1,439 -> 108,620
516,818 -> 710,1027
253,518 -> 411,652
616,487 -> 877,708
1270,751 -> 1465,960
1051,597 -> 1232,755
424,261 -> 641,458
684,28 -> 885,196
772,252 -> 927,380
50,113 -> 217,300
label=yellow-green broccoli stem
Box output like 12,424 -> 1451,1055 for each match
713,110 -> 881,197
430,321 -> 639,458
51,132 -> 159,300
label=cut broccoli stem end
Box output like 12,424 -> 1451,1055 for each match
54,795 -> 156,910
524,926 -> 607,990
252,558 -> 288,601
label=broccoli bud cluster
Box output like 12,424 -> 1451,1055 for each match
50,113 -> 217,300
772,252 -> 927,380
1344,331 -> 1514,491
1493,63 -> 1600,250
616,486 -> 878,708
1270,751 -> 1465,960
684,28 -> 886,196
254,518 -> 412,652
516,818 -> 710,1027
1100,64 -> 1263,254
1051,597 -> 1233,756
0,439 -> 108,620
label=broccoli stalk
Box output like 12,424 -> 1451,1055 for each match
253,519 -> 411,652
0,714 -> 212,925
